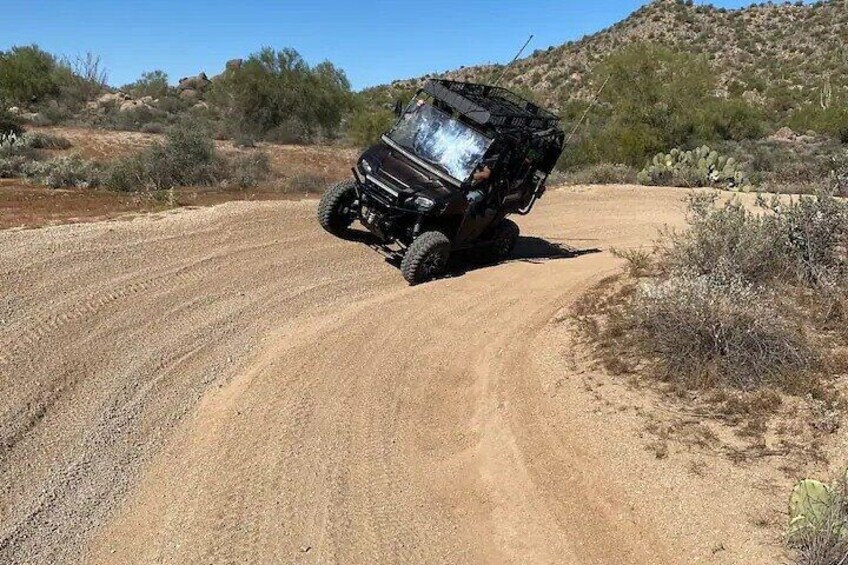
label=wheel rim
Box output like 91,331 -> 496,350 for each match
336,195 -> 357,225
421,250 -> 446,278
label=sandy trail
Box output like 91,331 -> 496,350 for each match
1,186 -> 784,564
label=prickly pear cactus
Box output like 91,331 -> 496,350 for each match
787,475 -> 848,544
637,145 -> 749,190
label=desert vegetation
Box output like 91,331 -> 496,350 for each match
365,0 -> 848,192
587,187 -> 848,390
5,2 -> 847,193
576,178 -> 848,562
789,472 -> 848,565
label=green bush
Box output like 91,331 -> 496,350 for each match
208,47 -> 354,142
559,44 -> 766,170
0,45 -> 59,104
123,70 -> 170,99
348,109 -> 394,147
789,103 -> 848,141
0,109 -> 23,136
105,127 -> 271,191
105,127 -> 217,191
104,155 -> 146,192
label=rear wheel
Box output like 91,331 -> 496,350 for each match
486,219 -> 520,261
401,231 -> 451,285
317,179 -> 358,236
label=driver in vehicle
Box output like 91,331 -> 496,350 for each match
467,160 -> 495,210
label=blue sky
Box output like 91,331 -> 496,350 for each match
6,0 -> 772,91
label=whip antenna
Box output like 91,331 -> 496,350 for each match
493,34 -> 534,87
566,74 -> 610,145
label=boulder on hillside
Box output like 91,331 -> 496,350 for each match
770,126 -> 798,142
226,58 -> 243,71
179,88 -> 200,101
98,92 -> 130,105
178,72 -> 211,93
119,99 -> 153,113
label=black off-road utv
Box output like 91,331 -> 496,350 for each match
318,79 -> 565,284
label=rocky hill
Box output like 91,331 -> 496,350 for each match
366,0 -> 848,114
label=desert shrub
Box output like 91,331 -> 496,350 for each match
661,193 -> 786,283
23,154 -> 100,188
831,151 -> 848,196
704,97 -> 766,141
628,271 -> 815,390
348,109 -> 394,147
0,130 -> 38,177
20,131 -> 71,149
104,155 -> 146,192
209,47 -> 355,141
760,192 -> 848,286
263,118 -> 310,144
611,247 -> 655,277
123,70 -> 170,99
662,191 -> 848,289
560,44 -> 765,170
562,163 -> 638,185
0,154 -> 31,177
228,151 -> 271,188
105,128 -> 270,191
789,103 -> 848,142
717,138 -> 844,193
104,127 -> 217,191
140,122 -> 165,134
599,190 -> 848,394
0,45 -> 59,104
0,109 -> 23,136
153,95 -> 192,115
106,105 -> 169,132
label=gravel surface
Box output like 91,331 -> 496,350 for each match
0,186 -> 787,564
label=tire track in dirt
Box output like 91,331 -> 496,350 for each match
2,187 -> 784,564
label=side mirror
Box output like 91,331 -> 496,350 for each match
393,100 -> 403,118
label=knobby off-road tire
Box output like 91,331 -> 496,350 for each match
317,179 -> 358,236
401,231 -> 451,285
487,218 -> 520,261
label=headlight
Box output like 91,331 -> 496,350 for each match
413,196 -> 435,211
360,159 -> 373,175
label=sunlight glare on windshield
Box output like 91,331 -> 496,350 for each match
391,105 -> 491,181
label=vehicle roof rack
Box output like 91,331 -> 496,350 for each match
421,79 -> 560,133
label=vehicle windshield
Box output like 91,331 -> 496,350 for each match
387,103 -> 492,182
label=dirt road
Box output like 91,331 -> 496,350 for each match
1,186 -> 787,564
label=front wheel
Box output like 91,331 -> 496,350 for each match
317,179 -> 358,236
401,231 -> 451,285
486,219 -> 520,262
